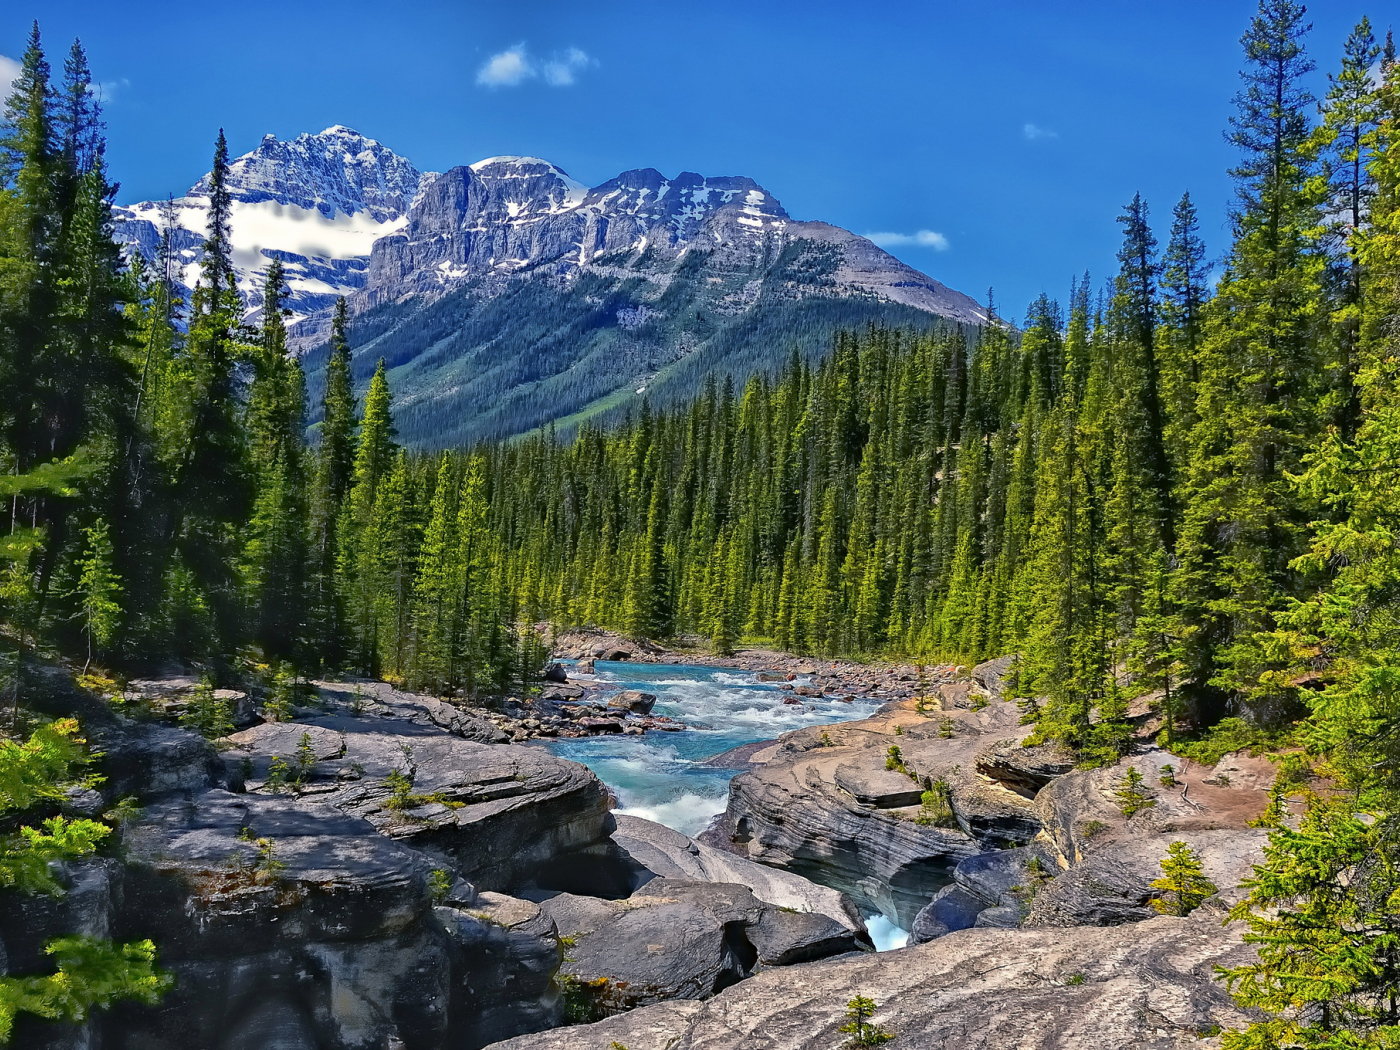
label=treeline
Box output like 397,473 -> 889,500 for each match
462,7 -> 1396,764
0,25 -> 542,698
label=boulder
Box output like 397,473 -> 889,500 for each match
224,714 -> 613,891
576,659 -> 596,675
909,883 -> 982,942
542,663 -> 568,684
435,892 -> 563,1044
951,843 -> 1058,908
832,764 -> 924,809
540,878 -> 862,1014
701,689 -> 1041,926
975,738 -> 1077,798
607,690 -> 657,715
484,910 -> 1257,1050
609,815 -> 866,935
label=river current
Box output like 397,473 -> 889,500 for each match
538,660 -> 910,950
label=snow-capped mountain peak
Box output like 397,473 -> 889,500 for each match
116,127 -> 427,326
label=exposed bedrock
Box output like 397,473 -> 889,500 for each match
8,675 -> 613,1050
700,660 -> 1048,927
540,878 -> 865,1015
484,907 -> 1257,1050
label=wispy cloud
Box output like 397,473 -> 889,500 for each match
0,54 -> 21,94
865,229 -> 950,251
0,55 -> 127,104
1023,123 -> 1058,141
96,77 -> 130,102
477,44 -> 594,88
477,44 -> 534,87
543,47 -> 590,86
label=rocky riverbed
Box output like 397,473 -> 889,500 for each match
9,647 -> 1281,1049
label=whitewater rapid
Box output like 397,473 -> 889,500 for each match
538,661 -> 911,950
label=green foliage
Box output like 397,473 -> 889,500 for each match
839,995 -> 894,1047
0,816 -> 109,895
916,779 -> 957,828
179,679 -> 233,740
429,868 -> 451,904
1112,766 -> 1156,818
1150,840 -> 1216,916
1171,716 -> 1291,767
0,718 -> 92,815
0,936 -> 171,1042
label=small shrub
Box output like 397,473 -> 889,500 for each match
180,679 -> 233,740
349,685 -> 367,716
264,756 -> 291,793
1112,767 -> 1155,818
293,732 -> 317,784
1064,972 -> 1086,986
916,779 -> 957,827
938,717 -> 954,739
1159,763 -> 1178,787
429,868 -> 452,904
894,724 -> 904,736
820,731 -> 834,747
839,995 -> 894,1047
885,745 -> 905,772
1150,840 -> 1216,916
1080,819 -> 1109,839
385,768 -> 416,810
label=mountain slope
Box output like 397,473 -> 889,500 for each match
115,126 -> 426,326
115,129 -> 985,445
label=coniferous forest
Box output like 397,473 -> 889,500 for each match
6,1 -> 1400,1045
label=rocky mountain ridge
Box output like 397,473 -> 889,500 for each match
114,127 -> 986,444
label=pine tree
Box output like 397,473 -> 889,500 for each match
1150,840 -> 1216,916
242,261 -> 308,662
1158,192 -> 1209,470
307,297 -> 357,662
340,359 -> 395,674
1173,0 -> 1326,716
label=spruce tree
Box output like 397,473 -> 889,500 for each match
1173,0 -> 1326,716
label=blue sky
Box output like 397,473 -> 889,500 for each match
0,1 -> 1385,317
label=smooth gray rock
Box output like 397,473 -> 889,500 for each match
540,878 -> 865,1014
701,688 -> 1042,926
953,844 -> 1057,907
910,883 -> 983,942
484,910 -> 1257,1050
609,814 -> 865,934
1025,829 -> 1269,928
223,712 -> 612,891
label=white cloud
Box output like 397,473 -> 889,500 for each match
865,229 -> 950,251
0,54 -> 21,96
1023,123 -> 1058,141
96,77 -> 130,102
477,44 -> 593,88
477,45 -> 535,87
543,47 -> 590,86
0,56 -> 127,104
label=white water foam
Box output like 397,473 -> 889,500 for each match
864,914 -> 911,952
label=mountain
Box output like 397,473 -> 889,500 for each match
115,129 -> 987,445
114,126 -> 428,326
